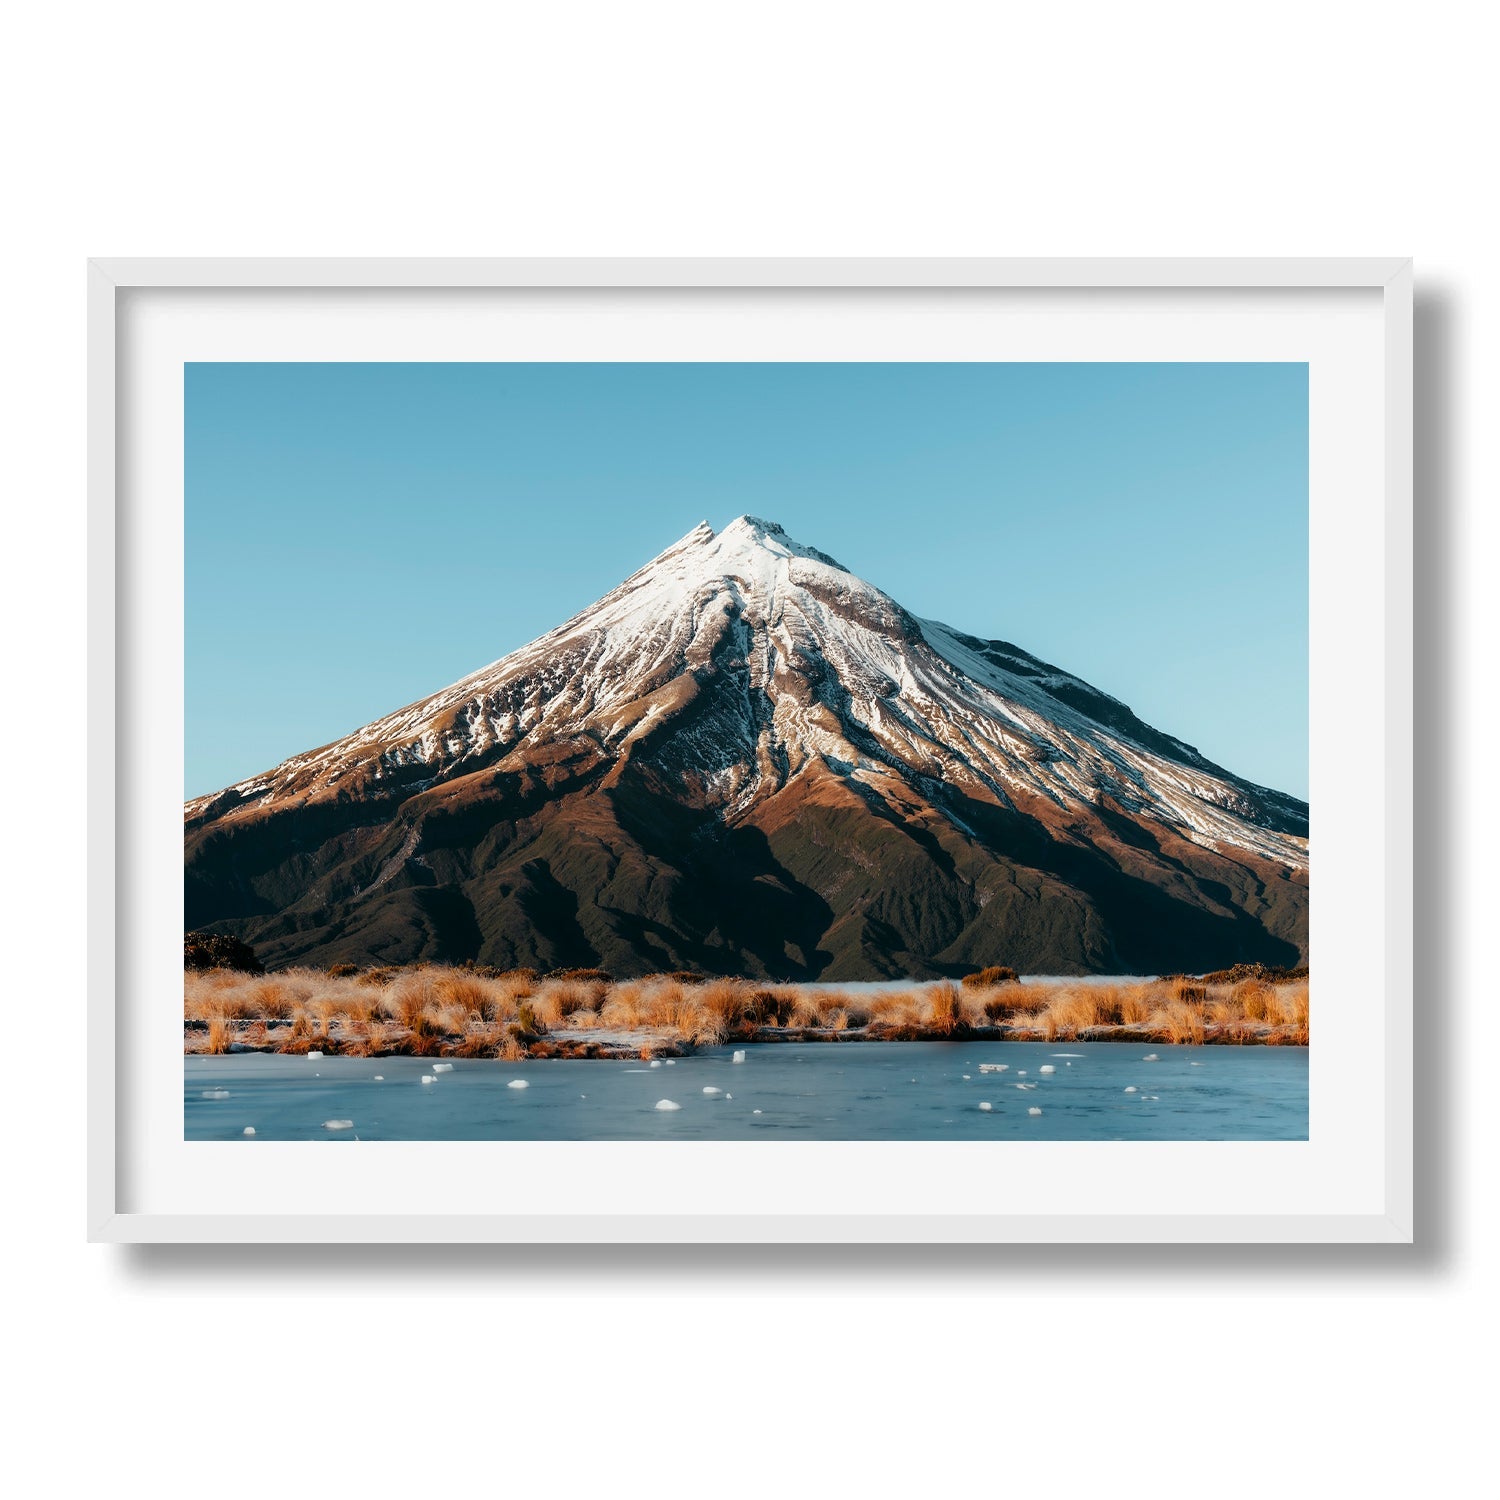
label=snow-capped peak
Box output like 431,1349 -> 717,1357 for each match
186,517 -> 1308,872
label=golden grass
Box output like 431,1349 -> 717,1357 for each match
1234,978 -> 1275,1022
1287,983 -> 1311,1029
431,972 -> 493,1013
1150,1001 -> 1207,1045
961,965 -> 1018,988
926,981 -> 964,1035
868,990 -> 922,1026
1037,990 -> 1099,1040
185,964 -> 1309,1053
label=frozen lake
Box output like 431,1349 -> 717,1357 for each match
186,1041 -> 1307,1141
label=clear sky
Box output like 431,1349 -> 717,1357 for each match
186,361 -> 1308,800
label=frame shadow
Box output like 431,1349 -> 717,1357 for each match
123,289 -> 1455,1284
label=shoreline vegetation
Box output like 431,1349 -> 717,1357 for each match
184,960 -> 1310,1060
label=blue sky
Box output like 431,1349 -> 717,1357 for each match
186,361 -> 1308,800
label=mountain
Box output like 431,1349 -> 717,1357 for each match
185,516 -> 1309,978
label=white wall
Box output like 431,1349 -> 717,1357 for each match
3,5 -> 1490,1494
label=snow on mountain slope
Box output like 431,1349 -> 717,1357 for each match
186,516 -> 1307,873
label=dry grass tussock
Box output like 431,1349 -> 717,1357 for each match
185,965 -> 1309,1052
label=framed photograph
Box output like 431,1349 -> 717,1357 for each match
89,258 -> 1412,1243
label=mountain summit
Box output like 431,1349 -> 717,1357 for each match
186,517 -> 1308,977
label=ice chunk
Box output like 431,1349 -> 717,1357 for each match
702,1086 -> 723,1096
323,1119 -> 354,1130
1038,1065 -> 1056,1074
432,1062 -> 453,1073
200,1089 -> 230,1100
978,1102 -> 993,1112
664,1060 -> 676,1066
732,1050 -> 747,1063
373,1075 -> 384,1081
1143,1054 -> 1160,1062
962,1074 -> 971,1080
649,1060 -> 663,1068
421,1075 -> 435,1085
507,1079 -> 529,1090
654,1099 -> 682,1111
752,1109 -> 763,1115
306,1051 -> 323,1060
1124,1086 -> 1137,1093
242,1126 -> 255,1136
1028,1106 -> 1042,1116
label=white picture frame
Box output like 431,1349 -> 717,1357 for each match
89,258 -> 1413,1244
